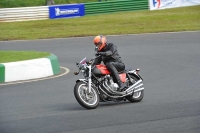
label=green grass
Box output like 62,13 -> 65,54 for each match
0,51 -> 51,63
0,0 -> 102,8
0,6 -> 199,41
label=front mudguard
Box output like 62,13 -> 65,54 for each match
76,79 -> 88,84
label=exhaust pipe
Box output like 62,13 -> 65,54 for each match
98,79 -> 144,98
134,87 -> 144,93
125,79 -> 142,93
99,85 -> 129,98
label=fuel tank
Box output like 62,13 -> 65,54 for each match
92,64 -> 111,76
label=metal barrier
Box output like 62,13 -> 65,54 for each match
85,0 -> 149,15
0,6 -> 49,22
0,0 -> 149,22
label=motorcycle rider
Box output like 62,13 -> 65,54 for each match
92,35 -> 126,91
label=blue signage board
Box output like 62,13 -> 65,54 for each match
49,4 -> 85,19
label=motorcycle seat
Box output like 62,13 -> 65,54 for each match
118,70 -> 126,74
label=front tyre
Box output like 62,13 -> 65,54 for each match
74,81 -> 99,109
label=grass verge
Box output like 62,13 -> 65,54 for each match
0,0 -> 100,8
0,51 -> 51,63
0,5 -> 200,41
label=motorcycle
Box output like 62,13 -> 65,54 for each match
74,53 -> 144,109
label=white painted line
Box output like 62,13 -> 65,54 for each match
0,66 -> 70,86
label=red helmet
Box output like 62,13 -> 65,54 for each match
93,35 -> 107,51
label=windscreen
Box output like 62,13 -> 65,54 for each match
79,57 -> 86,65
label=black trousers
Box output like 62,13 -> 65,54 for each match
105,61 -> 125,83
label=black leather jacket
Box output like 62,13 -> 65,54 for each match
93,43 -> 123,65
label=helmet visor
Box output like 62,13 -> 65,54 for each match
94,42 -> 101,48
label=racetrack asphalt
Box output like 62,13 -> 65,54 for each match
0,31 -> 200,133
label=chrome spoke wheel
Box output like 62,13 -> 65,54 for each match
132,91 -> 141,99
77,84 -> 98,106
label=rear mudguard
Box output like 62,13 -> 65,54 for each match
127,71 -> 143,81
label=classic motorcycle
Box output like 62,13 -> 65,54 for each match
74,54 -> 144,109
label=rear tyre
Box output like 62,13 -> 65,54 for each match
126,75 -> 144,102
74,81 -> 99,109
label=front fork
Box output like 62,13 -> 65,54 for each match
76,65 -> 95,95
87,65 -> 92,94
76,65 -> 92,94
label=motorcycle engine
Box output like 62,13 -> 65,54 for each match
107,76 -> 119,91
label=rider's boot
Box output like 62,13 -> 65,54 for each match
117,80 -> 126,92
111,69 -> 126,92
107,63 -> 126,92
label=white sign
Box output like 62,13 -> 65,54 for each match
149,0 -> 200,10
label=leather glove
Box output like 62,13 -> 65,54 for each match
95,52 -> 106,56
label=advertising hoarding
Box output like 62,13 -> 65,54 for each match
49,4 -> 85,19
149,0 -> 200,10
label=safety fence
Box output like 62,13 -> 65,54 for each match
0,0 -> 149,22
0,6 -> 49,22
85,0 -> 148,15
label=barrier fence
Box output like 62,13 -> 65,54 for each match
0,6 -> 49,22
0,0 -> 149,22
85,0 -> 148,15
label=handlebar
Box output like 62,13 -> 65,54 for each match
74,54 -> 101,75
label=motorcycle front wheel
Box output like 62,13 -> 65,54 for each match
74,81 -> 99,109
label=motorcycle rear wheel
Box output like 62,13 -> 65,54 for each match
126,75 -> 144,102
74,81 -> 99,109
